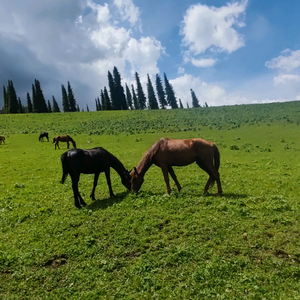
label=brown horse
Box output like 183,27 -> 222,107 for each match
130,138 -> 222,195
0,135 -> 5,144
53,135 -> 76,150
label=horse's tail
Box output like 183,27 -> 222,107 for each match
213,144 -> 220,171
61,152 -> 69,184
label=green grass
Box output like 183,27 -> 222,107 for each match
1,103 -> 300,299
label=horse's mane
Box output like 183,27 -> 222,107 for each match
137,138 -> 167,173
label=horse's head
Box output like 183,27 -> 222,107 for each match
121,169 -> 131,190
130,167 -> 144,192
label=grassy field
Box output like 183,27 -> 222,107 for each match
1,102 -> 300,299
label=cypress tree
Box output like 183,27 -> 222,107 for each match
7,80 -> 19,113
125,83 -> 133,109
62,84 -> 69,112
18,97 -> 24,113
108,71 -> 117,110
147,74 -> 159,109
67,81 -> 77,112
179,98 -> 184,109
76,104 -> 80,112
164,73 -> 178,109
27,92 -> 33,113
86,104 -> 89,112
103,87 -> 112,110
135,72 -> 146,109
113,66 -> 127,110
47,100 -> 52,113
131,84 -> 139,110
97,97 -> 102,111
100,90 -> 106,110
34,79 -> 48,113
52,96 -> 60,112
186,102 -> 190,109
191,89 -> 200,108
155,74 -> 167,109
32,84 -> 37,113
3,86 -> 8,114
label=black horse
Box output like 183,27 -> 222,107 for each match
39,132 -> 49,142
61,147 -> 131,208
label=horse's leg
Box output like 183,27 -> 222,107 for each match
205,164 -> 223,195
161,165 -> 171,194
168,166 -> 182,192
196,159 -> 216,194
90,173 -> 100,201
105,168 -> 115,197
67,141 -> 70,149
70,174 -> 84,208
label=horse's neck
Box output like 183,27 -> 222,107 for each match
136,153 -> 153,177
110,155 -> 126,178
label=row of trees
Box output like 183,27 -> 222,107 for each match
2,68 -> 206,114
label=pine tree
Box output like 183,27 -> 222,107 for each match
205,102 -> 208,107
33,79 -> 48,113
131,84 -> 139,110
100,90 -> 106,110
97,97 -> 102,111
103,87 -> 112,110
27,93 -> 33,113
156,74 -> 167,109
3,86 -> 8,113
186,102 -> 190,109
113,66 -> 128,110
147,74 -> 159,109
164,73 -> 178,109
18,97 -> 24,113
179,98 -> 183,109
6,80 -> 19,113
47,100 -> 52,113
191,89 -> 200,108
67,81 -> 77,112
32,84 -> 37,113
61,84 -> 69,112
108,71 -> 117,110
52,96 -> 60,112
135,72 -> 146,109
86,104 -> 89,112
76,104 -> 80,112
125,83 -> 133,109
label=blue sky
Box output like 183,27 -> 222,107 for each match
1,0 -> 300,109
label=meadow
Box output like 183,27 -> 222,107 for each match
1,101 -> 300,299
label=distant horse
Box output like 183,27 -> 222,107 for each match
131,138 -> 222,195
61,147 -> 131,208
0,135 -> 5,144
39,132 -> 49,142
53,135 -> 76,150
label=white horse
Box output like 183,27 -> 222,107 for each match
0,135 -> 5,144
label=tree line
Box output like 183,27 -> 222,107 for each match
1,67 -> 206,114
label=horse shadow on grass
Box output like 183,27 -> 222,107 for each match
87,191 -> 129,210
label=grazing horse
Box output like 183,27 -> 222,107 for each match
39,132 -> 49,142
53,135 -> 76,150
61,147 -> 131,208
0,135 -> 5,144
130,138 -> 222,195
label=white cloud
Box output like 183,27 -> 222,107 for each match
180,1 -> 247,55
265,49 -> 300,72
113,0 -> 140,25
191,58 -> 217,68
274,74 -> 300,85
170,74 -> 248,107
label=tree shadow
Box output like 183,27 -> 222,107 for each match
87,191 -> 129,210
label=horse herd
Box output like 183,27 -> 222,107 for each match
4,132 -> 223,208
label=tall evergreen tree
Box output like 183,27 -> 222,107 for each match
97,97 -> 102,111
3,86 -> 8,113
52,96 -> 60,112
135,72 -> 146,109
61,84 -> 69,112
100,90 -> 106,110
27,92 -> 33,113
108,71 -> 117,110
155,74 -> 167,109
86,104 -> 89,112
67,81 -> 77,112
103,87 -> 112,110
164,73 -> 178,109
6,80 -> 19,113
113,66 -> 128,110
191,89 -> 200,108
125,83 -> 133,109
18,97 -> 24,113
76,104 -> 80,112
186,102 -> 190,109
33,79 -> 48,113
179,98 -> 184,109
32,84 -> 37,113
131,84 -> 139,110
47,100 -> 52,113
147,74 -> 159,109
95,98 -> 99,111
